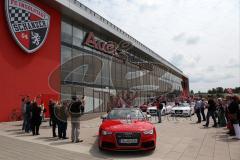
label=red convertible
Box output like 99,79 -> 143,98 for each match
99,108 -> 156,151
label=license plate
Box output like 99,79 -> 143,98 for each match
120,139 -> 138,144
176,110 -> 181,113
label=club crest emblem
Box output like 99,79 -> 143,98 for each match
5,0 -> 50,53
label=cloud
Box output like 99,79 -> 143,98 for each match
190,72 -> 234,83
172,33 -> 200,45
186,36 -> 200,45
172,33 -> 185,41
79,0 -> 240,92
170,53 -> 201,69
225,58 -> 240,68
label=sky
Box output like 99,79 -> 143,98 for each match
79,0 -> 240,92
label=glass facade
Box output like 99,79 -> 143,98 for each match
61,18 -> 183,113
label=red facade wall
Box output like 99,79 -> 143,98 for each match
0,0 -> 61,122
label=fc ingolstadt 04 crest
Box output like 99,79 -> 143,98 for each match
5,0 -> 50,53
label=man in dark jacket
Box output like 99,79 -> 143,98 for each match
31,102 -> 42,135
204,97 -> 217,127
25,96 -> 32,133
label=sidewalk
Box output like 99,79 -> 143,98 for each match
0,115 -> 239,160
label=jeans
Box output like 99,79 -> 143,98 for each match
22,114 -> 26,130
58,121 -> 67,138
157,109 -> 162,123
31,119 -> 41,135
200,107 -> 206,121
52,119 -> 57,137
25,115 -> 31,133
195,108 -> 201,122
205,110 -> 217,127
71,121 -> 80,142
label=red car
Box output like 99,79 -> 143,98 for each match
99,108 -> 156,151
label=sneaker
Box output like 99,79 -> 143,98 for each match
75,139 -> 83,143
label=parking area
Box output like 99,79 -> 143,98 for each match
0,115 -> 239,160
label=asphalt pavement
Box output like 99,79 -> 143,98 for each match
0,115 -> 239,160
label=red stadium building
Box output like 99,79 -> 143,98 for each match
0,0 -> 189,122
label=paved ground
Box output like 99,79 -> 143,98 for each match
0,115 -> 239,160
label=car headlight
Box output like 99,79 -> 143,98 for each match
143,129 -> 154,135
102,130 -> 112,136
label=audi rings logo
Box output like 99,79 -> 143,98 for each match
5,0 -> 50,53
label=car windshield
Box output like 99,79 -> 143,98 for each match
180,103 -> 190,107
107,109 -> 145,120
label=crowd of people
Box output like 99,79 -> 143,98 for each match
20,94 -> 240,142
194,95 -> 240,140
21,96 -> 86,143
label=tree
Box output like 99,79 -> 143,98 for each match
216,87 -> 224,94
208,90 -> 212,94
190,90 -> 194,94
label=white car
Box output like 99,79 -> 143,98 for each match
147,103 -> 167,116
171,103 -> 194,117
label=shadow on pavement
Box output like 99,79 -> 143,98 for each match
15,134 -> 33,137
89,138 -> 154,159
34,136 -> 59,142
49,140 -> 72,146
214,131 -> 240,143
39,125 -> 51,129
5,128 -> 22,132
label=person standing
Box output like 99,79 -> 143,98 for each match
21,98 -> 26,131
69,96 -> 82,143
195,98 -> 202,123
204,97 -> 217,127
49,100 -> 57,137
25,96 -> 32,133
228,96 -> 240,140
31,102 -> 42,136
56,102 -> 68,139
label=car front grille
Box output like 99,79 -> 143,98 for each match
175,110 -> 183,114
149,110 -> 157,114
116,132 -> 141,146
